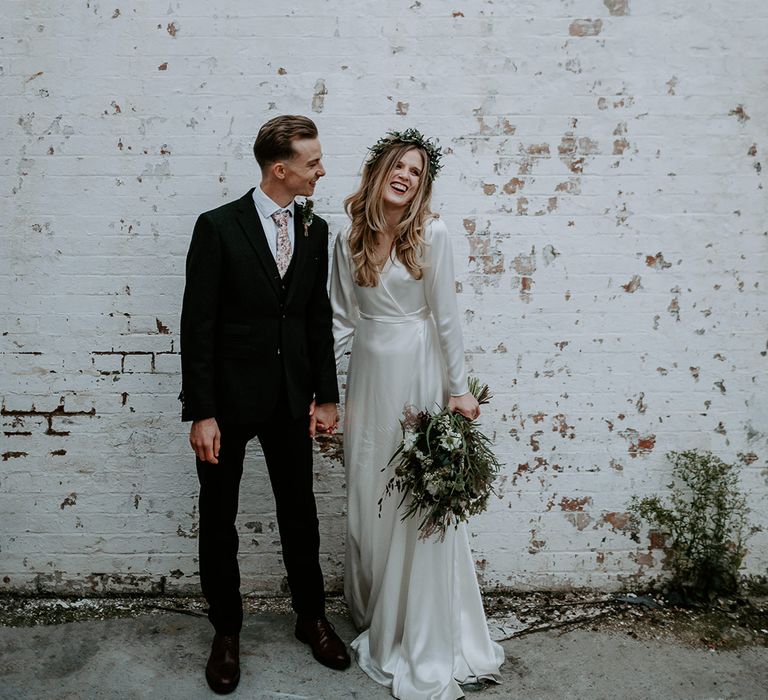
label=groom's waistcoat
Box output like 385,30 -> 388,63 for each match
179,189 -> 339,424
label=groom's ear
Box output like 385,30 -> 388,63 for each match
270,161 -> 287,181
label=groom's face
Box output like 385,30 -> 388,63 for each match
282,138 -> 325,198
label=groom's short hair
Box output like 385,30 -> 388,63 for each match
253,115 -> 318,169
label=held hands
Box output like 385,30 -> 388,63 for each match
190,417 -> 221,464
448,392 -> 480,421
309,400 -> 339,437
190,405 -> 337,456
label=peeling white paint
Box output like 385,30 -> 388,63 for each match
1,0 -> 766,595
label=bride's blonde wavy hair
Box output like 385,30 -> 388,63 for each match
344,143 -> 434,287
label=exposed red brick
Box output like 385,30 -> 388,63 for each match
566,512 -> 593,530
603,511 -> 631,531
629,434 -> 656,457
728,104 -> 750,123
613,138 -> 629,155
603,0 -> 630,16
633,551 -> 655,567
646,252 -> 672,270
560,496 -> 592,512
527,143 -> 550,155
569,19 -> 603,36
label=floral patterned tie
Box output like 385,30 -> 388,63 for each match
271,210 -> 292,277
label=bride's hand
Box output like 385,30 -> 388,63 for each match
448,392 -> 480,420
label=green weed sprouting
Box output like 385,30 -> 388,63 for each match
628,449 -> 753,603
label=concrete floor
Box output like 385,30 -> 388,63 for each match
1,609 -> 766,699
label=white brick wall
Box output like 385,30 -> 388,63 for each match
2,0 -> 766,594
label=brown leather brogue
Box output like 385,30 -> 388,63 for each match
295,616 -> 351,670
205,633 -> 240,694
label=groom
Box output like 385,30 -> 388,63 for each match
179,114 -> 349,694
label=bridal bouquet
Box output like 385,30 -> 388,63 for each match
379,378 -> 501,540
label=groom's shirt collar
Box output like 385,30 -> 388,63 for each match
252,185 -> 295,219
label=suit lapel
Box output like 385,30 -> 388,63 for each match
235,189 -> 281,299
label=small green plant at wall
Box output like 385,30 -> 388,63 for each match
628,449 -> 753,604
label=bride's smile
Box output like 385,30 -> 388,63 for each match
382,148 -> 424,210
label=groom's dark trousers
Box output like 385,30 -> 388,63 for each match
180,189 -> 339,635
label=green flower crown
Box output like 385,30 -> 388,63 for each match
366,128 -> 444,181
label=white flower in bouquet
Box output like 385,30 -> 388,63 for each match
425,477 -> 441,497
439,432 -> 462,452
402,429 -> 419,452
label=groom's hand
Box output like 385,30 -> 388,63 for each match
190,417 -> 221,464
308,400 -> 317,438
313,402 -> 339,436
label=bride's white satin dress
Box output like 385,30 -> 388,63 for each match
331,219 -> 504,700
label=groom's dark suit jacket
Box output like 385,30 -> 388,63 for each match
180,189 -> 339,424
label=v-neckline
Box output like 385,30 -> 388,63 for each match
379,252 -> 397,274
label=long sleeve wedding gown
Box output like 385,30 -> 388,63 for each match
330,218 -> 504,700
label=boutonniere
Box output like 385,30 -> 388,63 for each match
300,198 -> 314,237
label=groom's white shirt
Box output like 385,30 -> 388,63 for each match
252,185 -> 296,262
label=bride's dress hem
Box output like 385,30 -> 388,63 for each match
351,628 -> 503,700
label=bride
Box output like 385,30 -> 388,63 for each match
329,129 -> 504,700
